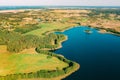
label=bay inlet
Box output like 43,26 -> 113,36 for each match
55,26 -> 120,80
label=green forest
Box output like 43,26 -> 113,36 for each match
0,30 -> 66,52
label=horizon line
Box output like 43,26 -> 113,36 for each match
0,5 -> 120,7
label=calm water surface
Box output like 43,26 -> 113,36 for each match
55,26 -> 120,80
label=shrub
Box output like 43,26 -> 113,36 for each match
47,55 -> 52,59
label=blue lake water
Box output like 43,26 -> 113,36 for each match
55,26 -> 120,80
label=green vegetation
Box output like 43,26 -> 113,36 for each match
25,22 -> 76,36
14,24 -> 41,34
0,26 -> 78,80
0,8 -> 120,80
93,27 -> 120,36
89,9 -> 120,16
0,53 -> 68,76
0,9 -> 120,33
0,30 -> 66,52
0,46 -> 79,80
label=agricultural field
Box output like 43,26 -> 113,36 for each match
0,47 -> 68,76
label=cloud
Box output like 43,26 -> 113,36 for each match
0,0 -> 120,6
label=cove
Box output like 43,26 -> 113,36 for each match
55,26 -> 120,80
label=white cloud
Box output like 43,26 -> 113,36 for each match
0,0 -> 120,6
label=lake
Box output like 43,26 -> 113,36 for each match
55,26 -> 120,80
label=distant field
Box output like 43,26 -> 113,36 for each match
25,22 -> 76,36
0,45 -> 68,76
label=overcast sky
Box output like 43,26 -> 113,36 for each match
0,0 -> 120,6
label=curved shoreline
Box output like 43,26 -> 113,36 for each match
0,30 -> 80,80
40,35 -> 68,51
35,34 -> 80,80
20,63 -> 80,80
91,27 -> 120,36
21,25 -> 120,80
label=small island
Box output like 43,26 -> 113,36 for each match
84,30 -> 92,34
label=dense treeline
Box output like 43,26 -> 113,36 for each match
0,30 -> 66,52
105,28 -> 120,35
94,27 -> 120,35
7,35 -> 42,52
0,30 -> 21,45
40,33 -> 66,49
0,51 -> 78,80
88,9 -> 120,20
89,9 -> 120,15
14,24 -> 41,34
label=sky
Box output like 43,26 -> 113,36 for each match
0,0 -> 120,6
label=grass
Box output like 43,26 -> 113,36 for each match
25,22 -> 76,36
0,45 -> 68,76
0,45 -> 37,54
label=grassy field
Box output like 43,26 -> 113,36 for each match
0,45 -> 37,54
25,22 -> 76,36
0,45 -> 68,76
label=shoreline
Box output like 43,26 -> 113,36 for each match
1,8 -> 120,80
93,27 -> 120,36
0,27 -> 80,80
40,36 -> 68,51
20,62 -> 80,80
36,26 -> 80,80
39,27 -> 80,80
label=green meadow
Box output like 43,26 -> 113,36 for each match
0,46 -> 68,76
25,22 -> 76,36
